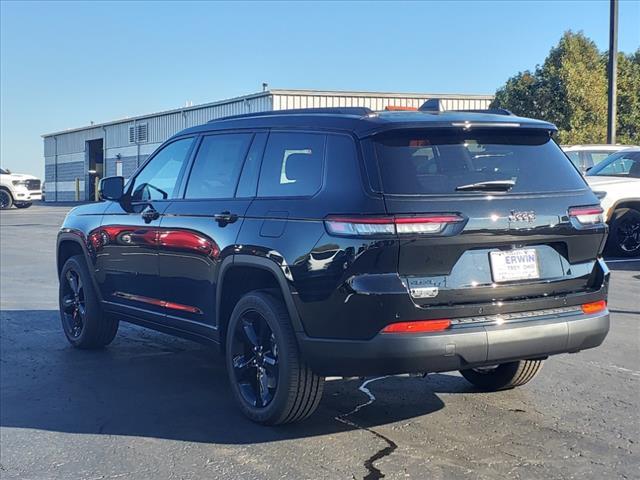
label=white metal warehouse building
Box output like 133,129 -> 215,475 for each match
42,89 -> 494,201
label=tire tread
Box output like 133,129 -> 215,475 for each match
460,359 -> 543,391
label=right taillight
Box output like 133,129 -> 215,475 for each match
568,205 -> 604,225
381,319 -> 451,333
581,300 -> 607,314
324,214 -> 465,237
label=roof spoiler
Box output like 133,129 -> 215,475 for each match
419,98 -> 513,116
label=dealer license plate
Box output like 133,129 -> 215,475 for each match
490,248 -> 540,283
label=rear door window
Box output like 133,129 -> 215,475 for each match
184,133 -> 253,199
372,129 -> 586,195
257,132 -> 325,198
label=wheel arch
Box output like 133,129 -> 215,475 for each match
607,198 -> 640,222
57,231 -> 104,302
57,234 -> 87,275
216,255 -> 304,346
0,186 -> 14,201
611,199 -> 640,214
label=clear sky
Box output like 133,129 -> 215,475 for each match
1,0 -> 639,178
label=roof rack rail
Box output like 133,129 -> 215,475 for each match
418,98 -> 513,116
208,107 -> 374,123
452,108 -> 514,116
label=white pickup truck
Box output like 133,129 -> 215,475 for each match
585,148 -> 640,257
0,167 -> 42,209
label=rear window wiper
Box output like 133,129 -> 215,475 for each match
455,180 -> 515,192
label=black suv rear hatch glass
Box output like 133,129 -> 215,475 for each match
372,129 -> 586,196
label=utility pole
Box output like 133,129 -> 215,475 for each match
607,0 -> 618,144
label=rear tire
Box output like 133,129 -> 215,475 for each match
225,291 -> 324,425
0,189 -> 13,210
606,208 -> 640,257
460,360 -> 543,391
14,202 -> 32,209
59,255 -> 119,349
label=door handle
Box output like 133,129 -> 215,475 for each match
214,211 -> 238,226
141,205 -> 160,224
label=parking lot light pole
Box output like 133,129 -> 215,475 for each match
607,0 -> 618,144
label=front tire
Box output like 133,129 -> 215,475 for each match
0,189 -> 13,209
607,208 -> 640,257
460,359 -> 543,391
225,291 -> 324,425
59,255 -> 119,348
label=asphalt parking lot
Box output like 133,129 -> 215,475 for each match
1,204 -> 638,480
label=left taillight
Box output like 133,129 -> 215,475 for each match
568,205 -> 604,225
324,214 -> 464,237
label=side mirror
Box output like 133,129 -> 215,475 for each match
99,176 -> 124,201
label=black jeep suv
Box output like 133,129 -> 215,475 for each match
57,107 -> 610,424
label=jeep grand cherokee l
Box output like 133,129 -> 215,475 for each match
57,107 -> 610,425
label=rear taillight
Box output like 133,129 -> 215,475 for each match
381,319 -> 451,333
581,300 -> 607,314
568,205 -> 604,225
325,215 -> 464,237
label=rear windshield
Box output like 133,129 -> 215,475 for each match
371,129 -> 586,195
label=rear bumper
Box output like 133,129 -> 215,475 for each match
297,309 -> 610,376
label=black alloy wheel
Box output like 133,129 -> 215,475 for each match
614,215 -> 640,254
608,208 -> 640,257
0,189 -> 12,209
225,291 -> 324,425
230,310 -> 279,408
61,269 -> 86,338
58,255 -> 119,348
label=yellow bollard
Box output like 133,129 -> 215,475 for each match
94,177 -> 100,201
75,178 -> 80,201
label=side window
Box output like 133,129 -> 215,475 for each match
258,132 -> 325,197
598,153 -> 640,176
130,138 -> 193,201
185,133 -> 253,199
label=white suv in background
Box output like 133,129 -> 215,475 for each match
585,148 -> 640,257
0,167 -> 42,210
562,144 -> 637,174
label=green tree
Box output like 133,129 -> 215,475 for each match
616,49 -> 640,143
491,31 -> 639,144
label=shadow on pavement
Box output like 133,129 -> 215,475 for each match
0,310 -> 470,445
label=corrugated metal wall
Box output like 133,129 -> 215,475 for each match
42,90 -> 493,201
272,91 -> 492,112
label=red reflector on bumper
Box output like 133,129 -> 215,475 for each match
381,319 -> 451,334
581,300 -> 607,314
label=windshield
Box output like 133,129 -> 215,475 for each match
586,151 -> 640,178
372,129 -> 586,195
0,168 -> 8,175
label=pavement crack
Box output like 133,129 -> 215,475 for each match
335,376 -> 398,480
